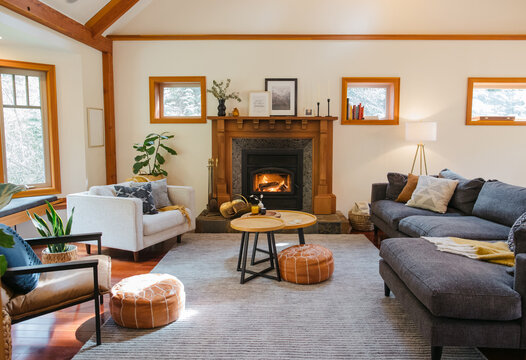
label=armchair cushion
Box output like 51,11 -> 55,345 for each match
0,225 -> 41,294
115,183 -> 158,215
143,209 -> 190,236
6,255 -> 111,321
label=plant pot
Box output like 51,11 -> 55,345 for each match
42,244 -> 78,264
217,99 -> 226,116
126,174 -> 165,182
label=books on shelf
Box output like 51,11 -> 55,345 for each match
347,101 -> 365,120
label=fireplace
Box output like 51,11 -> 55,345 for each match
242,149 -> 303,210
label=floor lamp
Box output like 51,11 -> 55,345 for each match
405,122 -> 437,175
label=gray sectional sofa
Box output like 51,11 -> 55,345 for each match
373,171 -> 526,359
371,171 -> 526,244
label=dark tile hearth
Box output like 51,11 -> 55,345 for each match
195,209 -> 349,234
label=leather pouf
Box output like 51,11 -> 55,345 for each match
278,244 -> 334,284
110,273 -> 185,329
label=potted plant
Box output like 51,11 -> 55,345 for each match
207,79 -> 241,116
27,202 -> 76,264
132,132 -> 177,181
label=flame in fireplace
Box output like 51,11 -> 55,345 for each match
254,173 -> 291,193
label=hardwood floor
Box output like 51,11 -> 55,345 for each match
11,233 -> 525,360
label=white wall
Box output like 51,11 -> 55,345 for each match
114,40 -> 526,214
0,8 -> 106,236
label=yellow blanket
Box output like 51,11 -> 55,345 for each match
158,205 -> 191,225
423,237 -> 514,267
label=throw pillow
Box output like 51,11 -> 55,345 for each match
508,212 -> 526,252
439,169 -> 485,215
472,180 -> 526,227
88,185 -> 116,197
396,174 -> 419,203
115,183 -> 158,215
406,176 -> 459,214
0,224 -> 41,294
385,172 -> 407,200
131,179 -> 171,209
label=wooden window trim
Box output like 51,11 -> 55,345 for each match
0,59 -> 61,197
466,77 -> 526,126
341,77 -> 400,125
149,76 -> 206,124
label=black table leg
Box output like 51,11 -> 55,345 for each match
270,232 -> 281,281
237,231 -> 246,271
240,232 -> 250,284
298,227 -> 306,245
267,232 -> 274,269
250,232 -> 259,265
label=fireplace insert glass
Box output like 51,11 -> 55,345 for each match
253,169 -> 292,193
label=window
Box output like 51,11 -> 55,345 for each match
467,78 -> 526,125
341,77 -> 400,125
150,76 -> 206,123
0,60 -> 60,197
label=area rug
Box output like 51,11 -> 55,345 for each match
74,233 -> 485,359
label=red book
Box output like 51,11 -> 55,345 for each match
359,104 -> 364,120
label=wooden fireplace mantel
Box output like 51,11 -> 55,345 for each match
208,116 -> 337,214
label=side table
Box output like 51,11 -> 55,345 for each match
230,216 -> 285,284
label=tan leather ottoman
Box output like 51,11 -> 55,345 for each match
278,244 -> 334,284
110,273 -> 185,328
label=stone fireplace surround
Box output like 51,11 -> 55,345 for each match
209,116 -> 337,215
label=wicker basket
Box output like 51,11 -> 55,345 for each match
42,245 -> 78,264
348,210 -> 374,232
2,309 -> 11,360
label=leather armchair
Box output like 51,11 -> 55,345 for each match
2,233 -> 111,345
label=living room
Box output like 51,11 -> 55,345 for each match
0,0 -> 526,359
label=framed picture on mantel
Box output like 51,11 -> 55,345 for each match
249,91 -> 271,117
265,78 -> 297,116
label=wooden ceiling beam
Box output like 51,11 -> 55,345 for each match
0,0 -> 112,52
86,0 -> 139,37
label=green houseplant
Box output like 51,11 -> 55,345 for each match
207,79 -> 241,116
0,183 -> 26,275
132,132 -> 177,178
27,202 -> 77,264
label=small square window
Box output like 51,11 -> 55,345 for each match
150,76 -> 206,123
467,78 -> 526,125
341,77 -> 399,125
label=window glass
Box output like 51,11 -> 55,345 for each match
163,85 -> 201,117
347,86 -> 388,119
472,88 -> 526,120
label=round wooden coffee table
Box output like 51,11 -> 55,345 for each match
230,216 -> 285,284
242,210 -> 317,266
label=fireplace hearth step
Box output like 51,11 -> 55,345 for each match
195,210 -> 350,234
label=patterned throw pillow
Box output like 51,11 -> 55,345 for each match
406,176 -> 459,213
508,212 -> 526,252
130,179 -> 171,209
115,183 -> 158,214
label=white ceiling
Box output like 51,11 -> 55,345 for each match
40,0 -> 111,24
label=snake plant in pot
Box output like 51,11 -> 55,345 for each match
27,202 -> 77,264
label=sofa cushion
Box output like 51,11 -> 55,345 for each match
385,173 -> 407,200
399,215 -> 510,240
371,200 -> 462,229
6,255 -> 111,320
380,238 -> 521,321
439,169 -> 485,215
143,209 -> 189,236
472,180 -> 526,227
0,225 -> 41,294
406,176 -> 458,213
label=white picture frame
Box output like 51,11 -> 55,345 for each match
87,108 -> 105,147
249,91 -> 271,117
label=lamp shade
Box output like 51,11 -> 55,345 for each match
405,122 -> 437,142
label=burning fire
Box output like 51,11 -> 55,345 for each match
254,173 -> 291,193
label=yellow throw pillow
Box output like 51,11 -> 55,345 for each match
396,174 -> 419,203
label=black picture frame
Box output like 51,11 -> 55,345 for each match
265,78 -> 298,116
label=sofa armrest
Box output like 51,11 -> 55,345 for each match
514,253 -> 526,347
371,183 -> 388,203
167,186 -> 196,218
513,224 -> 526,255
66,193 -> 144,252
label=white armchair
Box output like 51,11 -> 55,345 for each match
67,184 -> 195,261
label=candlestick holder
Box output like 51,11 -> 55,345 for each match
326,99 -> 331,117
317,102 -> 320,117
